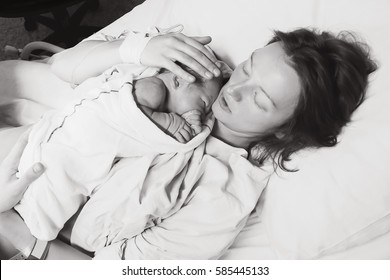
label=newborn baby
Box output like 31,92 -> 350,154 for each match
13,63 -> 223,242
134,65 -> 222,142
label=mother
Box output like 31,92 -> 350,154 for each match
0,27 -> 376,259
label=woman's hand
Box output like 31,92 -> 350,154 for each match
141,33 -> 221,83
0,129 -> 45,213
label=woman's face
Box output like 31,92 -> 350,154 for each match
212,42 -> 301,139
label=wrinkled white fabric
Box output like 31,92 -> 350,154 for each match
14,64 -> 213,241
90,136 -> 270,259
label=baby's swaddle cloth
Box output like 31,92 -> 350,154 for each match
73,135 -> 270,258
14,64 -> 214,241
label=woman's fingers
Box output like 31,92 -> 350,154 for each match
189,36 -> 212,45
175,35 -> 221,77
182,35 -> 221,74
16,163 -> 45,191
1,128 -> 30,175
141,33 -> 221,83
0,126 -> 44,186
170,50 -> 213,80
165,61 -> 196,82
0,162 -> 45,213
0,126 -> 44,212
177,34 -> 216,62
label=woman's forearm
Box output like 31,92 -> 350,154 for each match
50,40 -> 124,85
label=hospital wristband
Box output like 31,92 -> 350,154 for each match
119,24 -> 184,64
10,239 -> 50,260
29,239 -> 50,260
118,31 -> 152,64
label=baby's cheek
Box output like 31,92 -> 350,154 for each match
188,103 -> 204,115
210,90 -> 219,103
209,82 -> 222,102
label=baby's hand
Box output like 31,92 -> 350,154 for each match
167,113 -> 194,143
181,110 -> 203,136
175,122 -> 195,143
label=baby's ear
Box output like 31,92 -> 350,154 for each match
172,75 -> 181,89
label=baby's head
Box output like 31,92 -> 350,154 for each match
158,64 -> 223,116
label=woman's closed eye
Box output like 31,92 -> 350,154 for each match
253,91 -> 267,111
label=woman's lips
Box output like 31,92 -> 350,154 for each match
219,93 -> 231,113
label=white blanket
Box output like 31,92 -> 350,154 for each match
85,135 -> 269,259
14,64 -> 213,242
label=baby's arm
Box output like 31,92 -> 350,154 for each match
133,77 -> 194,143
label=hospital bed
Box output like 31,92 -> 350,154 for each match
6,0 -> 390,259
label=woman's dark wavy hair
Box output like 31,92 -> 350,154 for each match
250,28 -> 377,172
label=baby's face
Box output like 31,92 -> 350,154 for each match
163,73 -> 222,116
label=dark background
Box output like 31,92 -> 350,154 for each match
0,0 -> 146,60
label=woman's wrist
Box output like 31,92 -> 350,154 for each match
9,239 -> 51,260
0,210 -> 51,260
0,210 -> 36,254
8,237 -> 36,260
119,25 -> 184,65
119,32 -> 152,64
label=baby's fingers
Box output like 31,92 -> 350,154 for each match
191,125 -> 202,135
174,132 -> 186,143
179,126 -> 192,143
186,117 -> 202,127
181,110 -> 203,126
184,124 -> 196,137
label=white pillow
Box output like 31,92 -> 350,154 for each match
85,0 -> 390,258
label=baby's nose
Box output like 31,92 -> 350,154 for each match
203,97 -> 211,110
226,86 -> 242,101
